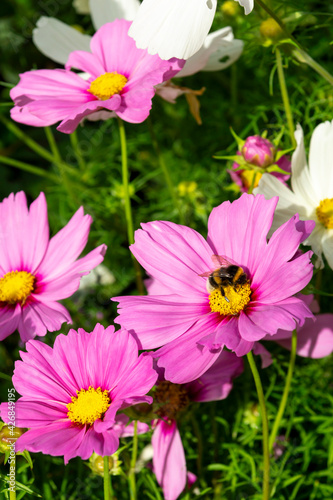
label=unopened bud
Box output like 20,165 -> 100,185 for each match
260,18 -> 284,42
221,1 -> 241,17
241,135 -> 275,168
0,426 -> 25,453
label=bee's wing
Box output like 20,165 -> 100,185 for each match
199,271 -> 211,277
211,255 -> 233,268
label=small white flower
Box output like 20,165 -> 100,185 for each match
128,0 -> 252,60
254,121 -> 333,268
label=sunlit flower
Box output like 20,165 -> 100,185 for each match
10,20 -> 184,133
0,191 -> 106,343
114,194 -> 314,383
0,324 -> 157,463
229,135 -> 291,193
128,0 -> 252,60
32,2 -> 243,115
151,351 -> 243,500
254,121 -> 333,268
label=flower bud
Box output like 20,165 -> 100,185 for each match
0,425 -> 25,453
260,18 -> 284,43
221,1 -> 241,18
88,452 -> 122,477
241,135 -> 275,168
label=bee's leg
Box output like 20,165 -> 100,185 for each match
220,286 -> 230,303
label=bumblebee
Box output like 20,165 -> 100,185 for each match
200,256 -> 248,303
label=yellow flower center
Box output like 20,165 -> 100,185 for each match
88,72 -> 128,100
0,271 -> 35,305
240,170 -> 262,191
316,198 -> 333,229
67,387 -> 111,425
154,381 -> 190,420
209,282 -> 252,316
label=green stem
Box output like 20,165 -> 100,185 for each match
147,118 -> 183,223
128,420 -> 138,500
255,0 -> 333,87
70,131 -> 86,170
247,351 -> 270,500
117,118 -> 145,295
269,329 -> 297,451
275,48 -> 296,148
44,126 -> 62,163
0,155 -> 59,182
103,456 -> 111,500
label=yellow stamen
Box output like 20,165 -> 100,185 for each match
209,283 -> 252,316
240,170 -> 262,191
88,72 -> 128,100
67,387 -> 111,425
316,198 -> 333,229
0,271 -> 35,305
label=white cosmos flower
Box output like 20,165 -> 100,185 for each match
254,121 -> 333,269
128,0 -> 253,60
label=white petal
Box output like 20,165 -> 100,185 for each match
178,27 -> 241,77
128,0 -> 217,60
234,0 -> 254,15
321,230 -> 333,269
254,173 -> 310,232
73,0 -> 90,14
89,0 -> 140,30
291,124 -> 319,207
202,38 -> 243,72
33,17 -> 91,65
308,120 -> 333,200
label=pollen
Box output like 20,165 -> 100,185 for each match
0,271 -> 35,305
67,386 -> 111,425
154,381 -> 190,420
209,282 -> 251,316
88,72 -> 128,100
316,198 -> 333,229
240,170 -> 262,191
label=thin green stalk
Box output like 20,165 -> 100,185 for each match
103,456 -> 111,500
269,329 -> 297,451
275,48 -> 296,148
1,116 -> 58,164
147,117 -> 183,223
117,118 -> 145,295
247,351 -> 270,500
0,155 -> 59,182
70,131 -> 86,170
128,420 -> 138,500
45,126 -> 62,163
255,0 -> 333,87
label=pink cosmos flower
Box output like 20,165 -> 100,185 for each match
228,135 -> 291,193
151,351 -> 243,500
0,324 -> 157,463
0,191 -> 106,343
10,20 -> 184,133
114,194 -> 314,383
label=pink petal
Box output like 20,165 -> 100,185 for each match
276,314 -> 333,358
0,304 -> 21,341
207,194 -> 278,277
156,315 -> 223,384
252,343 -> 273,368
199,316 -> 254,356
0,400 -> 67,428
114,294 -> 208,349
17,300 -> 71,342
15,421 -> 86,463
186,350 -> 244,402
131,220 -> 213,296
152,420 -> 186,500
